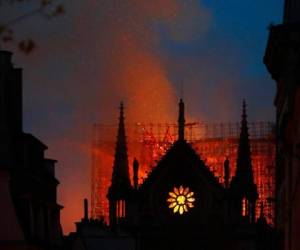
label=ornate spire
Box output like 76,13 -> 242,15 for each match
178,99 -> 185,141
235,100 -> 255,183
108,102 -> 131,200
229,100 -> 258,223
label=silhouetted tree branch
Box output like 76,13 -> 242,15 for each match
0,0 -> 65,54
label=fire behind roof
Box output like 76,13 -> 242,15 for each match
91,121 -> 275,225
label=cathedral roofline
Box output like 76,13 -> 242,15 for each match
139,139 -> 225,193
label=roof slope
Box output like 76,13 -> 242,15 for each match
139,140 -> 224,193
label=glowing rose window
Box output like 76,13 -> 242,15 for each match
167,186 -> 195,215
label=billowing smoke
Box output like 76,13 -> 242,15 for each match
71,0 -> 211,123
5,0 -> 212,233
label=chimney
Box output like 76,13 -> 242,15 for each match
133,158 -> 139,190
0,50 -> 22,169
83,199 -> 89,221
284,0 -> 300,23
0,51 -> 13,69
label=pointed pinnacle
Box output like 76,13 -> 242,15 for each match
119,102 -> 124,118
178,98 -> 185,141
242,99 -> 247,120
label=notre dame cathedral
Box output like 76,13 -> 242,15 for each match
71,99 -> 277,250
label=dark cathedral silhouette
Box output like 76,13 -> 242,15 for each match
69,99 -> 277,250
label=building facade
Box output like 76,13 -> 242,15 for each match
264,1 -> 300,250
0,50 -> 63,250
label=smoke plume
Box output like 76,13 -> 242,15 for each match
6,0 -> 211,233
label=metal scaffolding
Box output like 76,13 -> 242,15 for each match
91,121 -> 275,225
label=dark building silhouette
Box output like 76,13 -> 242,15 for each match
0,50 -> 63,250
264,1 -> 300,250
69,99 -> 277,250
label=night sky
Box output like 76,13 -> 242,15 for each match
0,0 -> 283,233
